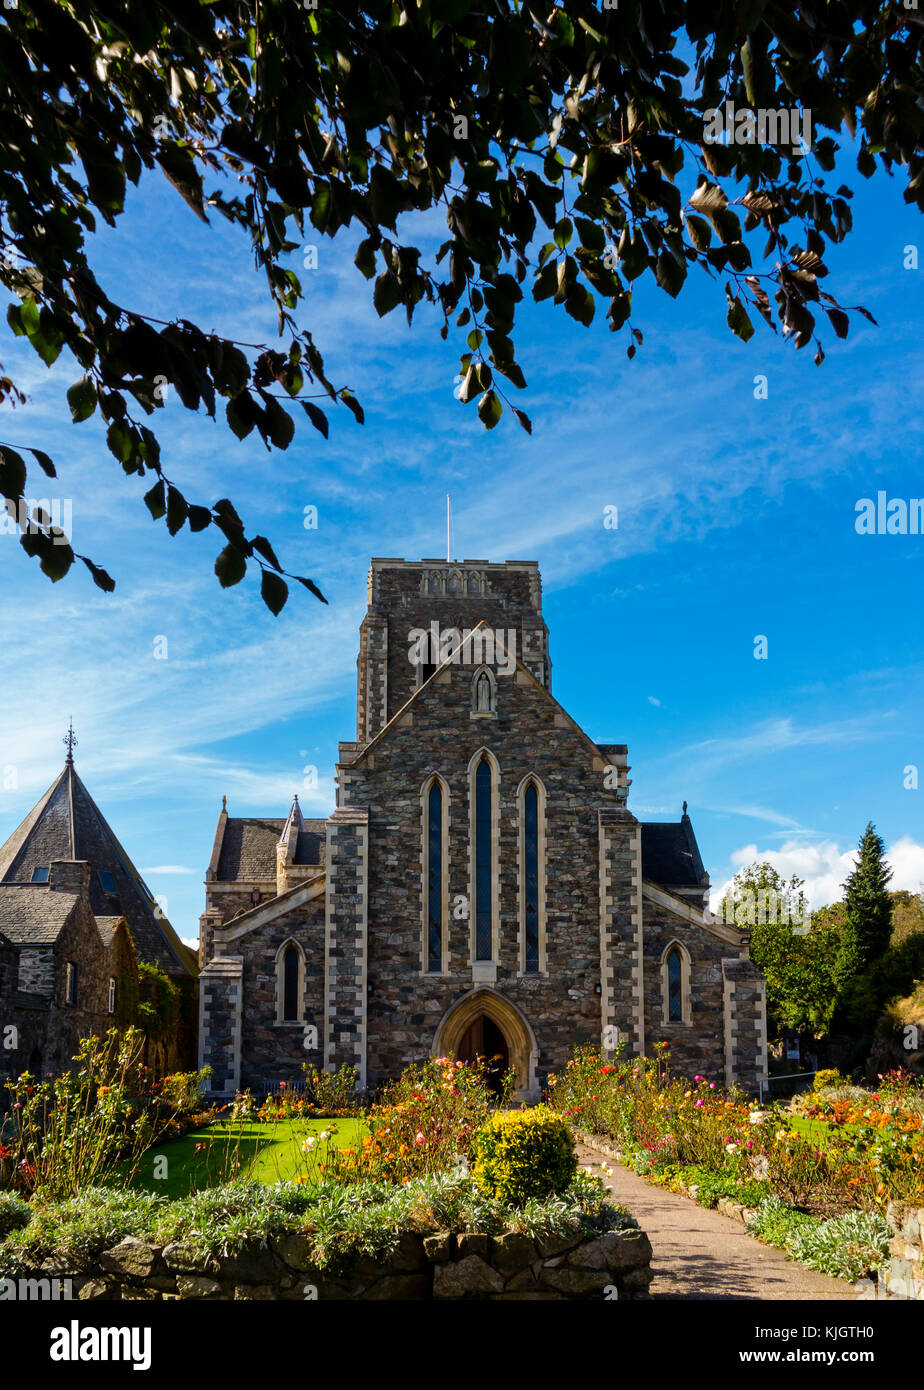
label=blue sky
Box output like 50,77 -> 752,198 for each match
1,133 -> 922,946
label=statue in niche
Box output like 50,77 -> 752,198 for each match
475,671 -> 492,712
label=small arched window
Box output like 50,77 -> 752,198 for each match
667,947 -> 683,1023
660,940 -> 691,1025
276,940 -> 305,1023
283,944 -> 300,1021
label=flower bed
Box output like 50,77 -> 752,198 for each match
550,1047 -> 924,1288
0,1173 -> 652,1300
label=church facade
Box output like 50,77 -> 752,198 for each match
198,558 -> 767,1100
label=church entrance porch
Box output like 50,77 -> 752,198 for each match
432,988 -> 539,1102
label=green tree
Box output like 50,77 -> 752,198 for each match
720,862 -> 839,1036
834,823 -> 894,996
889,889 -> 924,947
2,1 -> 917,607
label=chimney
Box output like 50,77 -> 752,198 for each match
48,860 -> 92,895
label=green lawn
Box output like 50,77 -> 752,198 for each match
130,1117 -> 367,1198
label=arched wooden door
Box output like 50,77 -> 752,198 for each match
456,1014 -> 510,1095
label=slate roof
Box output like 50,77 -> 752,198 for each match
0,763 -> 194,975
0,886 -> 79,944
216,817 -> 326,882
641,815 -> 709,888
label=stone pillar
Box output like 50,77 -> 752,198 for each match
722,957 -> 768,1092
324,807 -> 369,1088
198,955 -> 243,1097
198,907 -> 222,970
357,614 -> 388,741
598,808 -> 645,1058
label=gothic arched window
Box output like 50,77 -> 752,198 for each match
427,780 -> 443,972
276,940 -> 305,1023
474,756 -> 493,960
667,948 -> 682,1022
661,941 -> 690,1025
523,783 -> 539,972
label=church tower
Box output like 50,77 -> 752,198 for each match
355,559 -> 552,743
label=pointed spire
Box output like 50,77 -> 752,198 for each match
63,719 -> 77,766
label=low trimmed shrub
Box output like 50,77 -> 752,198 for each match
813,1068 -> 846,1092
472,1106 -> 577,1205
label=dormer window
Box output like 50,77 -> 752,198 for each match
31,867 -> 49,883
97,870 -> 117,895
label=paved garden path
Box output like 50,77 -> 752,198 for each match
576,1142 -> 858,1301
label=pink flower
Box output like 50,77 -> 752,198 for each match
694,1099 -> 704,1107
415,1132 -> 425,1144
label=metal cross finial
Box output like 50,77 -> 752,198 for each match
63,719 -> 77,765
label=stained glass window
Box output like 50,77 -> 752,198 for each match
667,947 -> 683,1022
427,781 -> 443,971
475,758 -> 492,960
283,943 -> 300,1021
524,783 -> 539,972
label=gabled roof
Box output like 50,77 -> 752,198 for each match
641,813 -> 709,888
214,814 -> 326,882
0,762 -> 194,975
0,886 -> 79,944
345,620 -> 613,776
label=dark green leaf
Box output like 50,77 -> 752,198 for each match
215,543 -> 247,588
260,569 -> 289,615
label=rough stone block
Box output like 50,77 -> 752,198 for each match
433,1255 -> 504,1298
99,1238 -> 160,1279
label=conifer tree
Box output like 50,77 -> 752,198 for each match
835,823 -> 893,998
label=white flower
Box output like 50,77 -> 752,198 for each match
725,1142 -> 739,1153
749,1111 -> 767,1124
301,1136 -> 317,1150
319,1130 -> 332,1142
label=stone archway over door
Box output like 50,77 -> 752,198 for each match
433,988 -> 539,1102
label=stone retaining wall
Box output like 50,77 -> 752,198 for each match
23,1222 -> 652,1301
859,1203 -> 924,1301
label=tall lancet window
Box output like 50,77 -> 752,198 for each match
427,781 -> 443,972
475,756 -> 493,960
667,947 -> 683,1023
283,943 -> 300,1021
523,783 -> 540,972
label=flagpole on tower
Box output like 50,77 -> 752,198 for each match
446,493 -> 451,562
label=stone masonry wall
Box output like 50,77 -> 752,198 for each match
641,898 -> 729,1082
33,1221 -> 652,1301
235,896 -> 326,1091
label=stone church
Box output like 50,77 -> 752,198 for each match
0,738 -> 197,1085
199,558 -> 767,1100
